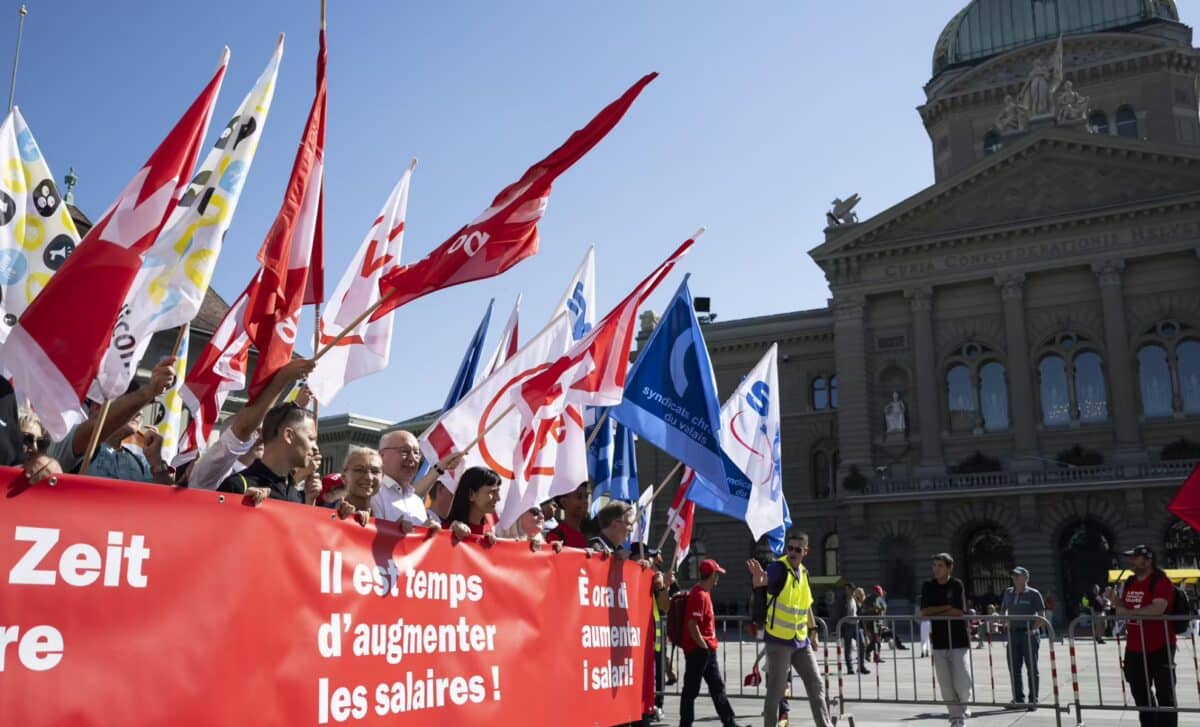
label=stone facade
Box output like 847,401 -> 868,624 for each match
641,8 -> 1200,621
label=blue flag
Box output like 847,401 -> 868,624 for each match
766,499 -> 792,556
610,276 -> 733,489
588,414 -> 640,515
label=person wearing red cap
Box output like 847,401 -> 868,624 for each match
679,558 -> 743,727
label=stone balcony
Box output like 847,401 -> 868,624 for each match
845,459 -> 1200,502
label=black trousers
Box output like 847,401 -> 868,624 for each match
1123,646 -> 1176,727
655,647 -> 665,709
679,648 -> 736,727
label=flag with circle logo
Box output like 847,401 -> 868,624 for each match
0,107 -> 82,346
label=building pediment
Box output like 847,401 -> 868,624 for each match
811,130 -> 1200,262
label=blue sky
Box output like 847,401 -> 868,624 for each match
10,1 -> 1197,421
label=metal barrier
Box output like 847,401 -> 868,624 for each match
1067,613 -> 1200,726
834,614 -> 1067,727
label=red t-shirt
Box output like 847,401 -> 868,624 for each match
467,520 -> 493,536
1122,573 -> 1176,653
682,586 -> 718,653
546,522 -> 588,548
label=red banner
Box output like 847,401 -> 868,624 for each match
0,468 -> 651,725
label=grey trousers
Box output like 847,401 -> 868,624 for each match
763,640 -> 832,727
932,647 -> 973,721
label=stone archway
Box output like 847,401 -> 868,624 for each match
961,525 -> 1015,611
1056,518 -> 1116,621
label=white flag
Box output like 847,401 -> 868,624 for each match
630,484 -> 653,545
0,107 -> 82,345
94,37 -> 283,399
480,294 -> 520,380
155,324 -> 190,463
308,160 -> 415,405
719,343 -> 784,539
549,245 -> 595,340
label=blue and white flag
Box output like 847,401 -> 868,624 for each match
690,344 -> 785,540
629,482 -> 654,547
589,416 -> 640,515
610,276 -> 732,489
550,245 -> 595,341
766,498 -> 793,556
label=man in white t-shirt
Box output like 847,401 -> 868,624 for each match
372,430 -> 461,527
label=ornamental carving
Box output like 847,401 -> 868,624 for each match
1127,290 -> 1200,337
934,316 -> 1005,359
1026,306 -> 1105,353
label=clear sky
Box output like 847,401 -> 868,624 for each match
9,1 -> 1198,422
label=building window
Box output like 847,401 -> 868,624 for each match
1088,111 -> 1109,134
945,343 -> 1008,433
1036,333 -> 1108,427
983,131 -> 1001,155
829,375 -> 839,409
963,527 -> 1014,609
823,533 -> 840,576
812,444 -> 838,499
1164,519 -> 1200,569
1115,106 -> 1138,139
1136,320 -> 1200,417
811,375 -> 837,410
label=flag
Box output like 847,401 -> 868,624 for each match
669,468 -> 697,570
307,160 -> 414,405
609,276 -> 731,489
2,54 -> 227,439
513,234 -> 695,424
155,324 -> 190,463
585,411 -> 614,513
94,38 -> 283,400
690,344 -> 785,540
371,73 -> 657,320
420,314 -> 574,513
0,107 -> 82,345
629,482 -> 653,547
1168,464 -> 1200,533
481,294 -> 520,380
243,29 -> 326,399
551,245 -> 596,341
766,499 -> 793,557
178,290 -> 251,460
590,418 -> 639,516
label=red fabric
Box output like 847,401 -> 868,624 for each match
467,519 -> 494,536
1168,464 -> 1200,533
668,469 -> 696,568
372,73 -> 657,321
178,290 -> 252,457
0,467 -> 651,725
681,586 -> 717,652
244,30 -> 326,398
1122,573 -> 1176,652
546,523 -> 588,549
5,61 -> 224,412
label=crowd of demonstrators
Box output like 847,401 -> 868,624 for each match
919,553 -> 973,727
999,566 -> 1045,710
678,558 -> 745,727
1116,545 -> 1178,727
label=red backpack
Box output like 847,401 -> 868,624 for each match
666,591 -> 692,647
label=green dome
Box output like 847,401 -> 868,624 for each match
933,0 -> 1180,75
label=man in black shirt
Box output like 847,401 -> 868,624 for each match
920,553 -> 973,727
218,403 -> 318,505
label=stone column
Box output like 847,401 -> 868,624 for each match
1092,259 -> 1143,461
994,273 -> 1040,466
905,287 -> 945,472
832,294 -> 872,482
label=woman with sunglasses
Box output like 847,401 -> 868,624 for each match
13,408 -> 60,483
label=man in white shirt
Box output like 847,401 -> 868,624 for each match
372,429 -> 462,527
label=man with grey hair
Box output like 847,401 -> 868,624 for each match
372,429 -> 462,528
1001,565 -> 1045,709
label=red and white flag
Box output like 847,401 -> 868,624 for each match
243,28 -> 326,399
370,73 -> 657,321
669,468 -> 697,569
513,234 -> 696,424
2,53 -> 227,439
480,294 -> 520,380
307,161 -> 414,405
177,291 -> 251,460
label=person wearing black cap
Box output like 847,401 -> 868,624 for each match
680,558 -> 744,727
920,552 -> 972,727
1115,545 -> 1177,727
1000,566 -> 1045,709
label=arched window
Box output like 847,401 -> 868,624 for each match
823,533 -> 840,576
1036,333 -> 1108,426
1164,519 -> 1200,569
944,342 -> 1009,433
964,527 -> 1014,608
1088,111 -> 1109,134
812,444 -> 838,499
1137,320 -> 1200,417
811,377 -> 828,410
829,375 -> 839,409
1115,106 -> 1138,139
983,131 -> 1001,155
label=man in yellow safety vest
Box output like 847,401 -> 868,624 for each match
747,531 -> 832,727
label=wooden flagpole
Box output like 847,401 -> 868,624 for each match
79,399 -> 111,476
583,409 -> 610,449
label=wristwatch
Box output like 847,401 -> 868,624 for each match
433,463 -> 446,475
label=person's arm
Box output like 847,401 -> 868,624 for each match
943,581 -> 966,617
229,358 -> 315,441
411,451 -> 465,499
686,617 -> 706,651
71,358 -> 176,456
141,430 -> 175,485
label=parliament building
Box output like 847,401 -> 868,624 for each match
645,0 -> 1200,621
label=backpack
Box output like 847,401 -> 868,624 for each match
1126,572 -> 1192,635
666,591 -> 692,647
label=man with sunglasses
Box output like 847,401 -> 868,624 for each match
748,532 -> 832,727
373,430 -> 462,528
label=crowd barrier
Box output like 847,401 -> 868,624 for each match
1067,613 -> 1200,726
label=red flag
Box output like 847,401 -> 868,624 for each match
669,468 -> 697,569
1168,464 -> 1200,532
1,54 -> 227,439
513,234 -> 695,423
370,73 -> 657,321
177,291 -> 253,462
244,29 -> 326,398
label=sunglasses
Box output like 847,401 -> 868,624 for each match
23,433 -> 50,453
786,545 -> 806,553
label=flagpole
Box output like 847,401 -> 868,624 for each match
79,400 -> 112,477
583,409 -> 611,449
458,403 -> 515,454
653,464 -> 687,552
7,4 -> 28,112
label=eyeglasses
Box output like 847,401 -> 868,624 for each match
22,433 -> 50,453
380,447 -> 421,458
